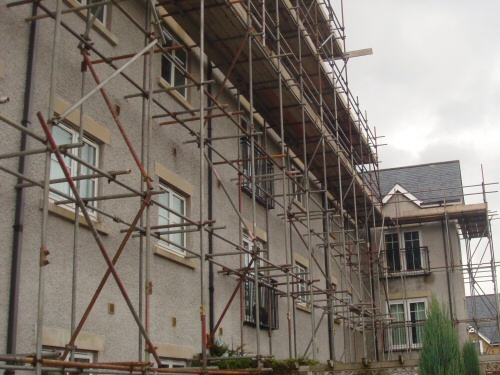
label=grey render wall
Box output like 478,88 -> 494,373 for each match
0,0 -> 365,365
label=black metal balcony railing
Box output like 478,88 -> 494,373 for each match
380,246 -> 430,277
244,277 -> 279,330
383,321 -> 425,351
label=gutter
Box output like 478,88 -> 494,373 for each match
6,2 -> 39,374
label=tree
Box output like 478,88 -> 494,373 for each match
418,296 -> 463,375
462,340 -> 481,375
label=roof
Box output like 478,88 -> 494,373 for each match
466,294 -> 500,344
377,160 -> 464,206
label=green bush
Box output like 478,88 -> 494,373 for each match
462,340 -> 481,375
419,296 -> 463,375
192,355 -> 318,372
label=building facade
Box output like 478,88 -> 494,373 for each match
0,0 -> 383,372
372,161 -> 490,361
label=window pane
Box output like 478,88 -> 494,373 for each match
161,54 -> 172,85
390,303 -> 407,347
158,186 -> 186,254
410,301 -> 426,345
171,195 -> 184,248
80,142 -> 97,207
296,264 -> 308,303
385,233 -> 401,272
50,126 -> 73,198
404,231 -> 421,270
174,50 -> 187,97
88,0 -> 106,23
158,189 -> 170,246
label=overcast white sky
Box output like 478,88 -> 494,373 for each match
337,1 -> 500,294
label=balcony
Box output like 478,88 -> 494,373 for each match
380,246 -> 430,277
244,277 -> 279,330
383,321 -> 425,351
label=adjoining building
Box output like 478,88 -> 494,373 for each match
371,161 -> 495,361
467,294 -> 500,355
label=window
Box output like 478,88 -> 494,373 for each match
385,233 -> 401,272
160,359 -> 187,370
290,163 -> 303,205
77,0 -> 107,24
158,183 -> 186,256
243,236 -> 278,329
50,123 -> 98,216
474,339 -> 484,355
404,231 -> 422,270
240,122 -> 274,209
42,348 -> 93,375
295,262 -> 309,306
387,299 -> 426,350
161,26 -> 188,98
384,231 -> 425,274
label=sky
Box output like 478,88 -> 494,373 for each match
337,1 -> 500,294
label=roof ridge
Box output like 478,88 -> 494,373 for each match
379,160 -> 460,172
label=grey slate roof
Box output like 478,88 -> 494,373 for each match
466,294 -> 500,344
377,160 -> 464,205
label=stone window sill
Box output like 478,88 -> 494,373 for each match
297,303 -> 312,314
154,245 -> 197,269
42,199 -> 110,235
64,0 -> 118,46
158,77 -> 195,113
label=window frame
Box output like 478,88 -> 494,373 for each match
387,298 -> 427,350
240,125 -> 275,209
157,183 -> 187,257
160,359 -> 187,369
161,26 -> 188,98
383,230 -> 424,274
290,163 -> 303,205
76,0 -> 107,25
42,348 -> 94,375
49,123 -> 99,219
295,262 -> 309,306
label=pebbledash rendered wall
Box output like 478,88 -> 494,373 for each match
371,192 -> 469,361
0,0 -> 369,365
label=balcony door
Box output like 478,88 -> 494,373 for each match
404,231 -> 422,270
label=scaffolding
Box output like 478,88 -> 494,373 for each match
0,0 -> 498,374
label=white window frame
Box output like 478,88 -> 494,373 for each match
157,183 -> 186,256
295,262 -> 309,306
243,234 -> 263,268
388,298 -> 427,350
161,27 -> 188,98
474,339 -> 484,355
49,123 -> 99,219
42,348 -> 94,375
76,0 -> 107,25
384,230 -> 423,274
290,163 -> 303,205
240,120 -> 274,209
402,230 -> 422,271
160,359 -> 187,369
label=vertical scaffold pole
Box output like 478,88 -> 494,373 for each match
199,0 -> 207,372
36,1 -> 62,374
